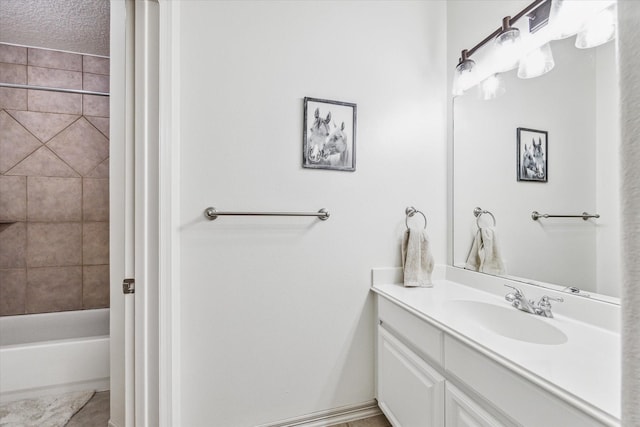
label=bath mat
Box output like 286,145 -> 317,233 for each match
0,390 -> 94,427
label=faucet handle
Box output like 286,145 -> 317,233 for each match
539,295 -> 564,304
504,284 -> 524,297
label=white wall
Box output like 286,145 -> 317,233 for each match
175,2 -> 447,426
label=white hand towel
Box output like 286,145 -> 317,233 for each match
401,227 -> 435,287
465,227 -> 505,275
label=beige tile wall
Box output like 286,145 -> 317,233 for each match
0,43 -> 110,316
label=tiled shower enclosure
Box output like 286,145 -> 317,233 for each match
0,43 -> 110,316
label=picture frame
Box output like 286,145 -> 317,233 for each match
517,127 -> 548,182
303,97 -> 356,171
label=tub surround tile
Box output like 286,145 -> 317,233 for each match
82,56 -> 109,75
0,222 -> 26,268
83,265 -> 109,309
28,48 -> 82,72
5,110 -> 79,143
26,266 -> 82,313
27,90 -> 82,115
85,116 -> 109,138
0,62 -> 27,84
82,94 -> 109,117
0,88 -> 27,110
83,179 -> 109,221
85,158 -> 109,179
83,222 -> 109,265
27,66 -> 82,90
83,73 -> 109,93
0,44 -> 27,65
0,176 -> 27,221
0,46 -> 111,317
0,268 -> 26,315
27,177 -> 82,221
27,222 -> 82,267
0,110 -> 42,174
6,146 -> 79,178
47,117 -> 109,175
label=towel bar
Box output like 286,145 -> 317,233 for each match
531,211 -> 600,221
204,207 -> 330,221
473,207 -> 496,228
405,206 -> 427,229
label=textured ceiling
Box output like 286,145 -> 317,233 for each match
0,0 -> 110,57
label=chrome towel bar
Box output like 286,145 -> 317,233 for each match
531,211 -> 600,221
204,207 -> 330,221
0,82 -> 109,97
405,206 -> 427,230
473,206 -> 496,228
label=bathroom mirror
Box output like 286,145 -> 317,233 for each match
452,35 -> 620,303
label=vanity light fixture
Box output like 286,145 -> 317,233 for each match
518,43 -> 555,79
549,0 -> 615,41
494,16 -> 522,72
452,0 -> 617,98
548,0 -> 588,39
575,3 -> 617,49
451,0 -> 546,96
452,49 -> 477,96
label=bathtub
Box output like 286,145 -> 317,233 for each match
0,308 -> 110,403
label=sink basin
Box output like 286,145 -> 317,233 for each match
445,300 -> 568,345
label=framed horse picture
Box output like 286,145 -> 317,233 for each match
517,127 -> 548,182
303,97 -> 357,171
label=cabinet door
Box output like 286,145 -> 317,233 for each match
377,326 -> 445,427
445,383 -> 512,427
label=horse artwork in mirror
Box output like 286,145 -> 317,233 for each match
452,8 -> 620,303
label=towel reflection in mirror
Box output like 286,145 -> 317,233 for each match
465,225 -> 506,275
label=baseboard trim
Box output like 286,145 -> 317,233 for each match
255,400 -> 382,427
108,421 -> 120,427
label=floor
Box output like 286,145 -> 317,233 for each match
330,414 -> 392,427
66,391 -> 110,427
64,393 -> 389,427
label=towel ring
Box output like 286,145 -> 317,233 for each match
473,207 -> 496,229
405,206 -> 427,230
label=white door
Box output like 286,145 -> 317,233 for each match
110,1 -> 136,426
110,1 -> 161,426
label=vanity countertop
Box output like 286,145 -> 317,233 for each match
372,278 -> 620,424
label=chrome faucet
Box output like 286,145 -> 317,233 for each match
504,285 -> 563,318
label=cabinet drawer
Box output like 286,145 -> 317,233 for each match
445,336 -> 607,427
378,297 -> 443,366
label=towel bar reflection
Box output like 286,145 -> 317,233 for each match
531,211 -> 600,221
204,207 -> 330,221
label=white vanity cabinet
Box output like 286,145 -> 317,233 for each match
377,326 -> 445,427
376,295 -> 613,427
445,383 -> 507,427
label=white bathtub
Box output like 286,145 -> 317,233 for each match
0,308 -> 110,403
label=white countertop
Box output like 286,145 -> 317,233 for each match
372,277 -> 620,424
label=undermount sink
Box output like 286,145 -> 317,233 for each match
445,299 -> 568,345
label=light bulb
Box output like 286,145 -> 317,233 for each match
494,17 -> 521,72
575,4 -> 616,49
452,57 -> 476,96
518,43 -> 555,79
479,74 -> 506,100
